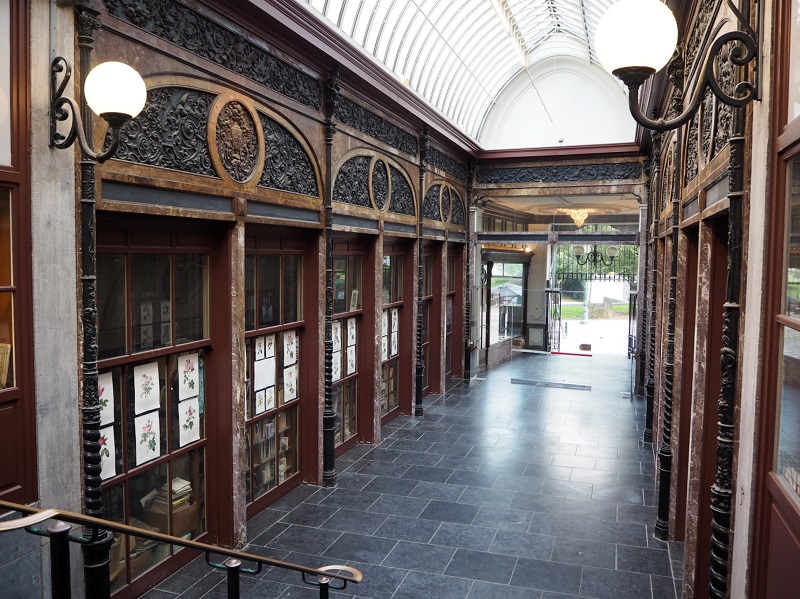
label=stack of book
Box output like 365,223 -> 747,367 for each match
148,476 -> 192,514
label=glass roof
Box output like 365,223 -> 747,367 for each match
299,0 -> 617,138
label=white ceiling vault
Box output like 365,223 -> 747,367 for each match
297,0 -> 625,143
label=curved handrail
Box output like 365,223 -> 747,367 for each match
0,499 -> 362,584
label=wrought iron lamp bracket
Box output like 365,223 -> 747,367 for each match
616,8 -> 758,133
575,248 -> 615,268
49,56 -> 124,164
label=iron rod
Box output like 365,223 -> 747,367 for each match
225,558 -> 241,599
48,521 -> 72,599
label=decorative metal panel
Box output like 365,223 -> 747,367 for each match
476,162 -> 642,184
441,186 -> 451,221
216,101 -> 258,183
258,113 -> 319,197
450,191 -> 465,226
685,112 -> 699,183
423,185 -> 442,221
334,96 -> 417,157
102,0 -> 321,109
389,166 -> 415,216
428,147 -> 467,181
685,0 -> 716,75
114,87 -> 217,177
714,51 -> 734,157
333,156 -> 371,207
372,160 -> 388,210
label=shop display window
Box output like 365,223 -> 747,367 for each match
97,245 -> 210,587
445,253 -> 456,376
332,316 -> 358,444
380,303 -> 401,416
382,254 -> 402,304
0,191 -> 13,389
244,245 -> 303,504
334,255 -> 362,314
421,251 -> 434,392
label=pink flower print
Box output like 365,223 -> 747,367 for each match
99,433 -> 110,458
142,420 -> 152,433
183,359 -> 196,390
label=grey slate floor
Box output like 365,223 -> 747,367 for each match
150,352 -> 683,599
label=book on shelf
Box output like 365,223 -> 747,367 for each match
146,476 -> 193,514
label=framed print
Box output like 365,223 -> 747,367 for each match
160,322 -> 171,345
332,321 -> 342,352
255,389 -> 266,415
160,300 -> 171,323
178,396 -> 200,447
254,357 -> 275,391
284,364 -> 298,401
391,331 -> 398,357
265,386 -> 275,411
134,411 -> 160,466
382,312 -> 388,337
140,325 -> 154,350
178,353 -> 200,400
332,351 -> 342,381
98,371 -> 115,426
265,334 -> 275,358
346,345 -> 356,375
347,318 -> 356,347
284,330 -> 297,365
350,289 -> 359,312
140,302 -> 153,325
99,424 -> 117,481
133,362 -> 160,415
382,336 -> 388,361
391,307 -> 399,330
255,336 -> 266,360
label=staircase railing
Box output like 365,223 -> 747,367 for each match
0,499 -> 362,599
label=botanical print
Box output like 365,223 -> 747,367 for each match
255,335 -> 265,360
347,318 -> 356,347
140,302 -> 153,325
332,321 -> 342,353
332,351 -> 342,382
391,331 -> 398,357
140,324 -> 154,350
160,322 -> 171,346
253,356 -> 275,391
134,412 -> 161,465
179,396 -> 200,447
265,386 -> 275,411
391,307 -> 399,331
284,364 -> 298,402
178,353 -> 200,401
382,312 -> 388,337
133,362 -> 160,415
346,345 -> 356,375
284,330 -> 297,365
255,389 -> 266,415
98,371 -> 115,426
265,334 -> 275,358
99,424 -> 116,481
160,300 -> 171,322
382,336 -> 388,362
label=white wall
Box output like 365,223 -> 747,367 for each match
478,56 -> 636,149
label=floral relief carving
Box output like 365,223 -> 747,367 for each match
428,147 -> 467,181
423,185 -> 442,221
389,166 -> 415,216
476,162 -> 642,184
441,186 -> 451,222
258,113 -> 318,197
333,156 -> 371,207
372,160 -> 389,210
450,190 -> 465,226
113,87 -> 217,177
216,101 -> 258,183
685,112 -> 699,183
334,96 -> 417,156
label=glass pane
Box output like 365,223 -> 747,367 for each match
245,255 -> 256,331
171,449 -> 206,540
128,463 -> 170,580
423,255 -> 433,296
283,255 -> 302,324
348,256 -> 362,311
0,191 -> 10,286
0,0 -> 9,166
0,291 -> 12,388
393,256 -> 403,302
334,257 -> 347,313
448,255 -> 456,292
277,407 -> 298,483
105,483 -> 128,591
258,255 -> 280,327
170,353 -> 205,452
382,256 -> 391,304
333,379 -> 357,445
446,296 -> 453,334
790,0 -> 800,122
174,254 -> 208,343
778,326 -> 800,502
131,254 -> 171,353
249,415 -> 276,501
126,359 -> 167,468
98,254 -> 128,359
787,158 -> 800,316
381,360 -> 398,415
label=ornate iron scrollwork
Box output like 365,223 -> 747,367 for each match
334,96 -> 417,156
113,87 -> 217,177
423,185 -> 442,220
428,146 -> 467,181
389,166 -> 415,216
372,160 -> 389,210
441,187 -> 451,222
333,156 -> 371,207
258,113 -> 319,197
476,162 -> 642,184
450,190 -> 465,226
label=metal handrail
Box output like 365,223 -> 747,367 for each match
0,499 -> 362,586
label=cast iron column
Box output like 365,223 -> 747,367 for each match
484,261 -> 493,352
75,3 -> 114,597
463,163 -> 474,379
655,125 -> 681,541
322,72 -> 339,486
414,129 -> 428,416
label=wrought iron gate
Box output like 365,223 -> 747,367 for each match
545,288 -> 562,352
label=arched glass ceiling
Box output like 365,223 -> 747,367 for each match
299,0 -> 617,138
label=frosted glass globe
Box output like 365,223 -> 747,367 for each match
596,0 -> 678,74
84,62 -> 146,119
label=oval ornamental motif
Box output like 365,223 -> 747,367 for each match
372,160 -> 389,210
216,101 -> 259,183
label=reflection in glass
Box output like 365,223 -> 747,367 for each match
98,254 -> 127,359
423,255 -> 433,297
790,0 -> 800,122
786,158 -> 800,316
0,0 -> 9,165
284,255 -> 302,324
382,255 -> 403,304
0,192 -> 10,286
258,255 -> 281,327
245,255 -> 256,331
171,449 -> 206,541
779,326 -> 800,501
0,290 -> 12,388
174,254 -> 208,343
128,463 -> 170,580
248,415 -> 276,501
381,361 -> 398,415
333,257 -> 347,313
131,254 -> 171,353
333,379 -> 357,445
333,256 -> 362,313
105,483 -> 127,591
